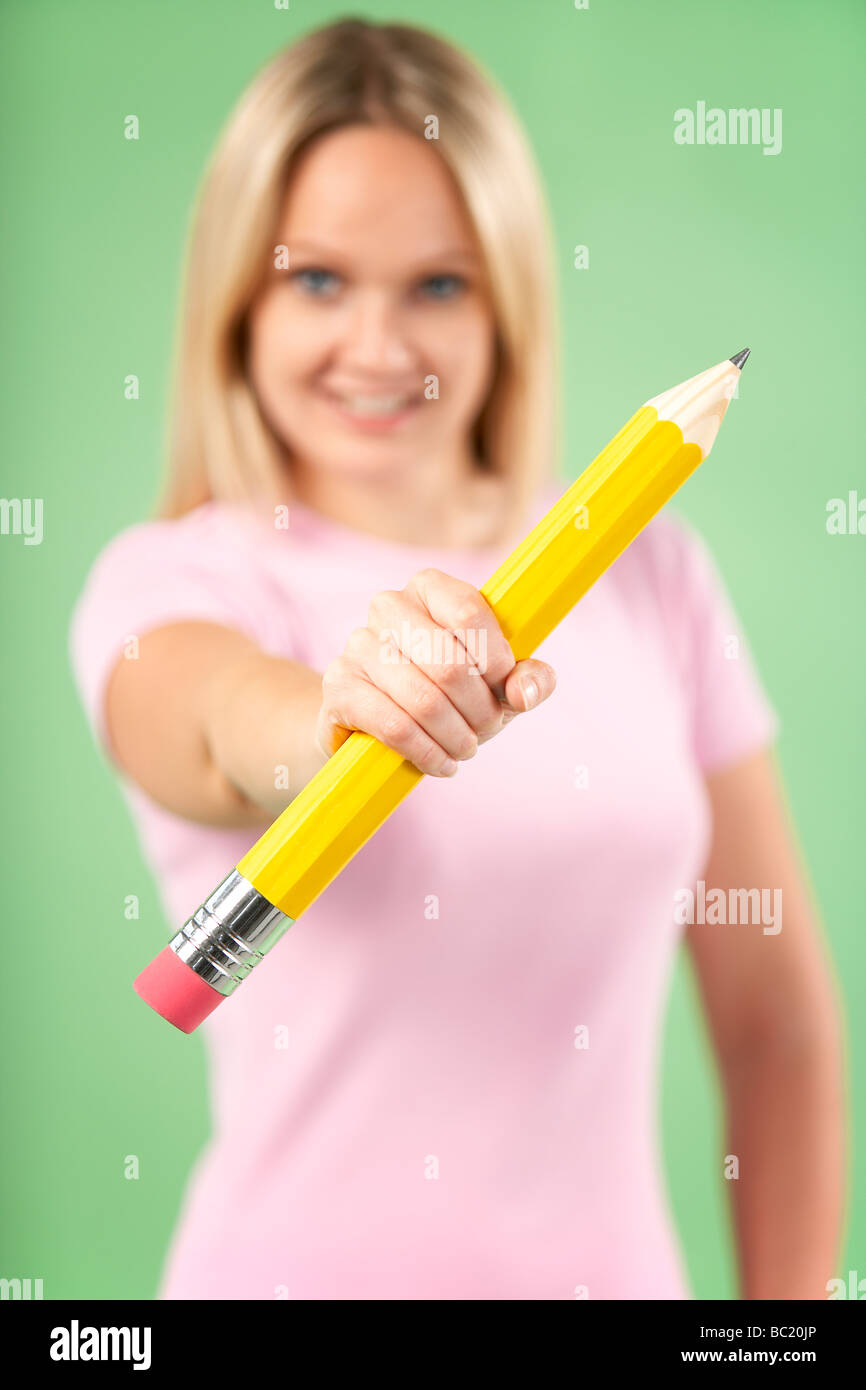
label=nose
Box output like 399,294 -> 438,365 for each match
339,289 -> 415,373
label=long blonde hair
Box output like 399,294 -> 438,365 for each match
158,17 -> 560,538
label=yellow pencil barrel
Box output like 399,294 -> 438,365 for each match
239,735 -> 422,920
481,408 -> 701,656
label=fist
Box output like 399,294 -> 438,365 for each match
315,567 -> 556,776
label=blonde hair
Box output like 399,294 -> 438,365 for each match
158,17 -> 561,539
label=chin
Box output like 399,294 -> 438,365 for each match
327,444 -> 421,478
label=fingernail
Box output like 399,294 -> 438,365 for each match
520,677 -> 539,708
439,757 -> 459,776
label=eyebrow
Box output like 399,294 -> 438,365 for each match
284,239 -> 481,266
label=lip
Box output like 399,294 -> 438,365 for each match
319,387 -> 423,433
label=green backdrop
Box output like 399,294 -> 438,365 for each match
1,0 -> 862,1299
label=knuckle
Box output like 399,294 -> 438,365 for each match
436,658 -> 462,687
368,589 -> 398,623
454,592 -> 485,628
321,696 -> 348,727
344,626 -> 369,657
412,682 -> 441,719
407,567 -> 442,592
322,655 -> 349,688
376,630 -> 401,665
380,708 -> 411,746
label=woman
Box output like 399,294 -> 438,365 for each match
70,18 -> 845,1299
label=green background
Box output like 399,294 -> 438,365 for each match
1,0 -> 863,1299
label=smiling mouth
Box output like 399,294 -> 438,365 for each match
320,387 -> 423,426
325,389 -> 419,412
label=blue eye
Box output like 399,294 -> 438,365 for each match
419,274 -> 465,300
292,268 -> 340,297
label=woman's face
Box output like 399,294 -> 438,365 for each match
246,124 -> 498,485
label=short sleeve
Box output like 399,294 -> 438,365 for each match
644,513 -> 780,773
68,506 -> 291,754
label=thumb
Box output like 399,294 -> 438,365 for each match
501,659 -> 557,714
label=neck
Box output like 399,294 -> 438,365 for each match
287,446 -> 507,549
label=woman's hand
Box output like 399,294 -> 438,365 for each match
315,568 -> 557,775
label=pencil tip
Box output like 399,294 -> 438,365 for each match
729,347 -> 750,370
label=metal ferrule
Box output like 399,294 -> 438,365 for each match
169,870 -> 293,996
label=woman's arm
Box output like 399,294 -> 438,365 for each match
685,747 -> 848,1300
103,569 -> 557,827
104,621 -> 329,826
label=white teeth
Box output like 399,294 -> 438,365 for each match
335,394 -> 411,415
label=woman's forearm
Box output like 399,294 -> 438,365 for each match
105,622 -> 327,825
722,1033 -> 847,1300
202,647 -> 329,819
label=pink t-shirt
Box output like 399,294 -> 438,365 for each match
69,484 -> 778,1300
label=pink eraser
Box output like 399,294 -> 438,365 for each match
133,946 -> 225,1033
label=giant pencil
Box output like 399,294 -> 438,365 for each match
134,350 -> 749,1032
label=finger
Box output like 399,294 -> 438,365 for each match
404,569 -> 516,699
500,660 -> 557,714
319,670 -> 462,777
368,588 -> 504,739
349,625 -> 480,763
